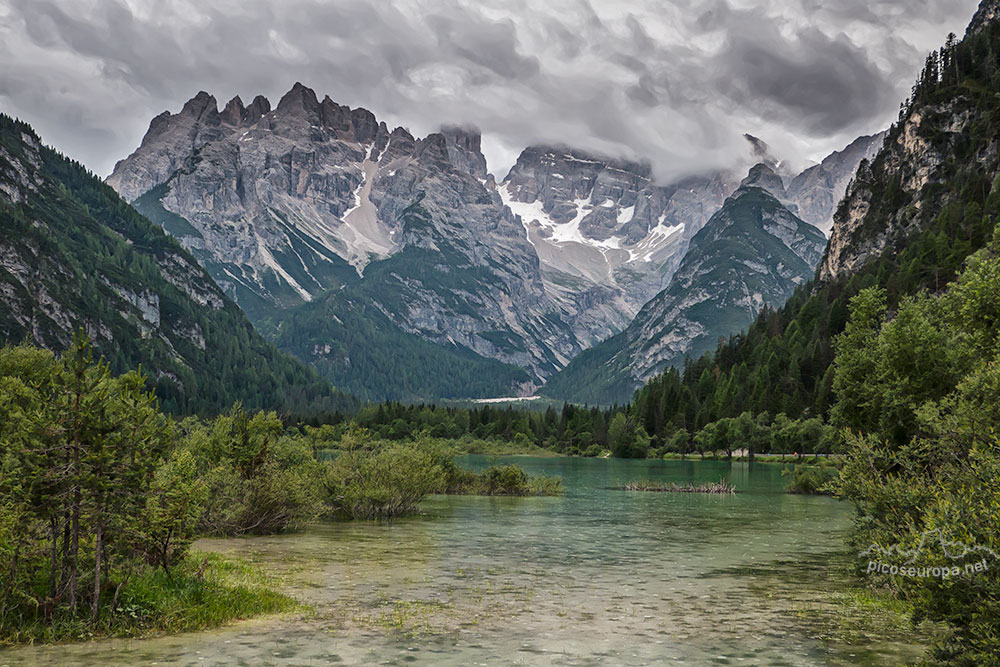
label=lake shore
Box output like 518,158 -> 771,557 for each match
1,456 -> 934,665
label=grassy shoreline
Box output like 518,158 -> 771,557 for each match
0,552 -> 297,647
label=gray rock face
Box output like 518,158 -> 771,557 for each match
784,133 -> 885,237
819,105 -> 975,282
109,91 -> 229,203
108,83 -> 588,382
541,182 -> 827,404
968,0 -> 1000,35
499,145 -> 739,342
740,163 -> 787,198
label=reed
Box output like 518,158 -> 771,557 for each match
621,479 -> 735,494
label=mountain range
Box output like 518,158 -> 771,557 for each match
105,86 -> 881,402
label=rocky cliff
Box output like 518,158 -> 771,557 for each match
968,0 -> 1000,35
784,133 -> 885,237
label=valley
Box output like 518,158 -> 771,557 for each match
2,0 -> 999,665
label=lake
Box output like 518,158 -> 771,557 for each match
2,457 -> 930,665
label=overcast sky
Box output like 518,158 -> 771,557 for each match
0,0 -> 982,182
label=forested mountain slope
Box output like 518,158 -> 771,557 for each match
257,286 -> 531,402
631,10 -> 1000,440
0,114 -> 356,415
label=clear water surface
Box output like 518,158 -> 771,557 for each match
2,457 -> 930,666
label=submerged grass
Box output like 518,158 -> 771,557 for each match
620,479 -> 736,494
0,551 -> 297,646
659,452 -> 839,464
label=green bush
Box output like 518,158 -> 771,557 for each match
481,464 -> 529,494
323,445 -> 446,519
783,463 -> 839,495
182,407 -> 324,535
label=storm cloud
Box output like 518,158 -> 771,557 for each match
0,0 -> 981,181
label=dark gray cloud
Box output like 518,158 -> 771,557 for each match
0,0 -> 981,181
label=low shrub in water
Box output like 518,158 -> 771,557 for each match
323,445 -> 446,519
446,464 -> 562,496
783,462 -> 840,495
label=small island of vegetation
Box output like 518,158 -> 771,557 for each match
621,480 -> 736,494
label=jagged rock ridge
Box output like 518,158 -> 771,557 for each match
541,180 -> 827,404
109,83 -> 589,386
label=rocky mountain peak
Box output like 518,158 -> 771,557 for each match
744,134 -> 779,170
179,91 -> 219,123
441,126 -> 488,180
414,132 -> 452,167
318,96 -> 380,144
275,82 -> 322,121
108,91 -> 229,199
967,0 -> 1000,36
245,95 -> 271,125
220,95 -> 245,126
740,163 -> 786,198
142,110 -> 173,144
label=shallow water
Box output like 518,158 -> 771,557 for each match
2,457 -> 929,666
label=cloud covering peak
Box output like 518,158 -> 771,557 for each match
0,0 -> 980,181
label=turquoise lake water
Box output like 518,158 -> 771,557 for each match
2,457 -> 929,666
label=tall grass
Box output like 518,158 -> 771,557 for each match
0,552 -> 295,646
621,479 -> 736,494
